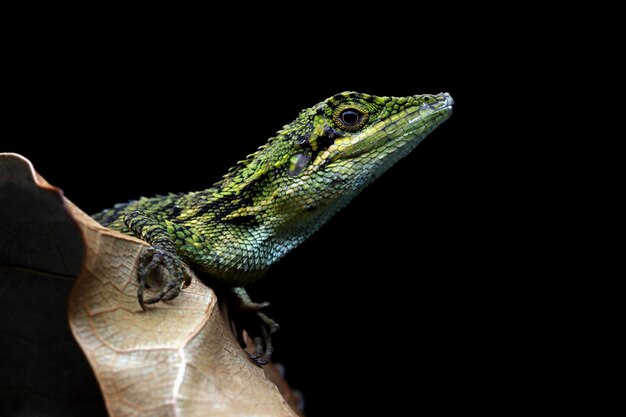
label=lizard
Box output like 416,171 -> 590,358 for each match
92,91 -> 454,364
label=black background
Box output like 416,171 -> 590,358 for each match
3,28 -> 531,416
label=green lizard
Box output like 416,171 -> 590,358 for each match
93,91 -> 453,364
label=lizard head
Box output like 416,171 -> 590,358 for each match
217,91 -> 453,243
286,91 -> 453,179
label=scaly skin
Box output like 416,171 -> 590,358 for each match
93,91 -> 453,363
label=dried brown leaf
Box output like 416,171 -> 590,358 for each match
0,153 -> 301,417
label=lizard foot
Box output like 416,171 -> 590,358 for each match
137,246 -> 192,310
228,287 -> 280,366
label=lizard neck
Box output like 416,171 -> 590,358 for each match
177,176 -> 351,282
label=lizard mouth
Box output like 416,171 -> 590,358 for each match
332,93 -> 453,161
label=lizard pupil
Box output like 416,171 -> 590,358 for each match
340,110 -> 361,126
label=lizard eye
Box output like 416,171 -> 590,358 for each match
333,105 -> 368,131
340,110 -> 361,126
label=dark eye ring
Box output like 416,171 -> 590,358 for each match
340,109 -> 362,126
333,105 -> 368,131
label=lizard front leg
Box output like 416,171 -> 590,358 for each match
124,209 -> 199,309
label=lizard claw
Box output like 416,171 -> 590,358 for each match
227,288 -> 280,365
248,311 -> 279,365
137,246 -> 192,310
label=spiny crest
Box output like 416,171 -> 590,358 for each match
214,104 -> 319,191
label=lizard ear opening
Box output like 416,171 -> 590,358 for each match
288,153 -> 311,177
